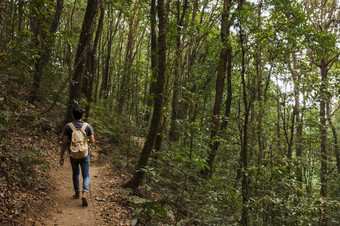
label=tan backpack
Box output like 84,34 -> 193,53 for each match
68,122 -> 88,159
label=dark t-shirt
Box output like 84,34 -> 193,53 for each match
62,121 -> 94,144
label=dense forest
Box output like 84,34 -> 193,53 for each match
0,0 -> 339,225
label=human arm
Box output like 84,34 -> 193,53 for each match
89,134 -> 95,144
60,135 -> 68,166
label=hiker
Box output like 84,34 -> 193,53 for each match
59,107 -> 95,206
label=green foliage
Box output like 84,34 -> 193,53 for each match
0,0 -> 339,224
89,105 -> 123,145
129,195 -> 170,225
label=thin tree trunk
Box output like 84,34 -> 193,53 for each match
117,0 -> 141,114
320,63 -> 328,197
18,0 -> 24,33
144,0 -> 157,122
291,53 -> 303,182
29,0 -> 43,103
276,75 -> 282,153
100,16 -> 113,100
0,0 -> 6,50
50,0 -> 64,34
202,0 -> 232,177
29,0 -> 64,103
94,33 -> 102,103
169,0 -> 188,142
327,103 -> 340,174
319,68 -> 328,224
255,0 -> 263,165
238,0 -> 250,224
123,0 -> 166,189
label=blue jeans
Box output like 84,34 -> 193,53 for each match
70,153 -> 90,193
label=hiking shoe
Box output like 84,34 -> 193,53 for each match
82,192 -> 88,207
73,191 -> 80,199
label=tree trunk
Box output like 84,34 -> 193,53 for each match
291,53 -> 303,182
29,0 -> 64,103
0,0 -> 6,51
123,0 -> 166,189
320,62 -> 328,197
202,0 -> 232,177
64,0 -> 99,123
327,103 -> 340,174
255,0 -> 263,165
50,0 -> 64,34
117,0 -> 141,114
29,0 -> 43,103
18,0 -> 24,33
85,3 -> 104,119
144,0 -> 158,123
99,19 -> 113,100
238,0 -> 250,224
169,0 -> 188,142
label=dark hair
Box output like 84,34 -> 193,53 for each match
72,107 -> 84,120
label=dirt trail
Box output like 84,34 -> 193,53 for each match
40,150 -> 132,226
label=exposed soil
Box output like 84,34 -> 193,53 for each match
38,148 -> 133,226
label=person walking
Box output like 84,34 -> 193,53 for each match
60,107 -> 95,206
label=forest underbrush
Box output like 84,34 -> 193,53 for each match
0,75 -> 61,224
0,75 -> 135,225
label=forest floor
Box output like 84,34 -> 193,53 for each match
0,106 -> 134,225
39,147 -> 133,226
0,78 -> 142,225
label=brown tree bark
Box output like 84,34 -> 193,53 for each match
29,0 -> 64,103
303,0 -> 339,202
99,10 -> 114,100
29,0 -> 43,103
0,0 -> 6,51
64,0 -> 99,123
255,0 -> 263,165
291,53 -> 303,182
117,0 -> 141,114
18,0 -> 24,33
319,63 -> 328,197
50,0 -> 64,34
202,0 -> 232,177
169,0 -> 189,142
327,103 -> 340,174
123,0 -> 166,189
85,2 -> 104,119
237,0 -> 251,224
144,0 -> 158,123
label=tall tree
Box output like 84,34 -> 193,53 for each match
85,2 -> 104,119
254,0 -> 263,165
99,7 -> 115,100
202,0 -> 233,177
169,0 -> 189,142
124,0 -> 167,189
64,0 -> 99,123
117,0 -> 142,114
18,0 -> 25,33
29,0 -> 44,103
327,103 -> 340,174
144,0 -> 158,122
291,52 -> 304,182
0,0 -> 6,50
29,0 -> 64,103
303,0 -> 339,198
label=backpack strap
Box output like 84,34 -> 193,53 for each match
68,122 -> 77,132
80,122 -> 88,132
68,122 -> 88,132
